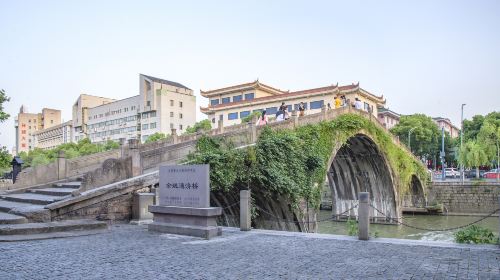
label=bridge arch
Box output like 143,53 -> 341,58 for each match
326,133 -> 400,221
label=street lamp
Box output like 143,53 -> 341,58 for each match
460,104 -> 466,183
408,127 -> 418,153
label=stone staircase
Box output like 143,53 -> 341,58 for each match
0,181 -> 108,241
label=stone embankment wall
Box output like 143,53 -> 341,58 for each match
428,182 -> 500,214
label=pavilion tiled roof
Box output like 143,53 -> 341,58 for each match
200,80 -> 287,97
200,82 -> 385,113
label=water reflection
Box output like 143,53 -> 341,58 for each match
318,210 -> 499,242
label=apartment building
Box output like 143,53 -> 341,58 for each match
72,94 -> 115,142
33,121 -> 73,150
433,117 -> 460,138
14,106 -> 61,153
86,74 -> 196,144
377,107 -> 401,130
200,80 -> 386,128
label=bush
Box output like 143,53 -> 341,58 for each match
346,219 -> 358,236
454,225 -> 498,244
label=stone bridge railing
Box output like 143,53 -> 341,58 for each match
12,106 -> 421,194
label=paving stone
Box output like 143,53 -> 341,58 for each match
0,225 -> 498,279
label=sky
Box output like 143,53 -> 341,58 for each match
1,0 -> 499,150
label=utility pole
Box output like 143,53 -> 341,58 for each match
441,127 -> 446,181
408,127 -> 417,153
460,104 -> 466,183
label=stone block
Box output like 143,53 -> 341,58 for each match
130,193 -> 155,224
148,205 -> 222,239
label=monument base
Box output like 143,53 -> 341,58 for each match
148,205 -> 222,239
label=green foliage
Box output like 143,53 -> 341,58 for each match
346,219 -> 358,236
0,89 -> 10,123
454,225 -> 498,244
0,146 -> 12,173
19,138 -> 119,168
241,111 -> 262,124
459,140 -> 489,178
463,114 -> 485,142
389,114 -> 458,167
145,132 -> 170,143
185,119 -> 212,134
188,113 -> 428,211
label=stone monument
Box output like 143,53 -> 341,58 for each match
148,164 -> 222,239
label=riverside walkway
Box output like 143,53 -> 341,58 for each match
1,225 -> 499,279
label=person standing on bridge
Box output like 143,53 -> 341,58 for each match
298,102 -> 305,117
334,96 -> 342,109
354,98 -> 363,110
256,110 -> 269,126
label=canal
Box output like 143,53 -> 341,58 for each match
318,210 -> 499,242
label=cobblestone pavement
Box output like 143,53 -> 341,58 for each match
1,225 -> 499,280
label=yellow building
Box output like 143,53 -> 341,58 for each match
15,106 -> 61,153
200,80 -> 386,128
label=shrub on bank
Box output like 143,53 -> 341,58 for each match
454,225 -> 498,244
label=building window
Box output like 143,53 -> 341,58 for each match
310,100 -> 324,109
179,124 -> 183,130
142,124 -> 149,130
170,123 -> 174,129
150,122 -> 156,129
244,93 -> 254,100
266,107 -> 278,115
170,112 -> 174,117
142,112 -> 148,119
212,118 -> 215,123
233,95 -> 242,102
146,101 -> 151,107
240,111 -> 250,119
150,111 -> 156,117
51,120 -> 54,124
228,112 -> 238,120
170,100 -> 174,106
222,97 -> 230,104
364,102 -> 370,112
287,105 -> 292,112
179,113 -> 183,119
219,115 -> 223,121
179,101 -> 183,108
210,99 -> 219,106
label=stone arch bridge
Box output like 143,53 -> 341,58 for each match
2,106 -> 427,231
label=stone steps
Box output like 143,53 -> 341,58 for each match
0,193 -> 67,205
0,200 -> 41,213
0,219 -> 108,241
54,181 -> 81,189
29,187 -> 75,196
0,212 -> 28,224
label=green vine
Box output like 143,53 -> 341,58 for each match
188,113 -> 428,211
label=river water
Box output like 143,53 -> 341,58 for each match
318,210 -> 499,242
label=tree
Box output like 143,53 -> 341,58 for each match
477,112 -> 500,180
185,119 -> 212,134
390,114 -> 441,163
0,146 -> 12,173
463,114 -> 485,142
0,89 -> 10,123
144,133 -> 169,143
459,140 -> 489,179
241,111 -> 261,124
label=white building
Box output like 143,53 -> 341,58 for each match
72,94 -> 115,143
86,74 -> 196,144
34,121 -> 73,150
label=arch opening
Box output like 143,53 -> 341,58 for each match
326,134 -> 398,221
